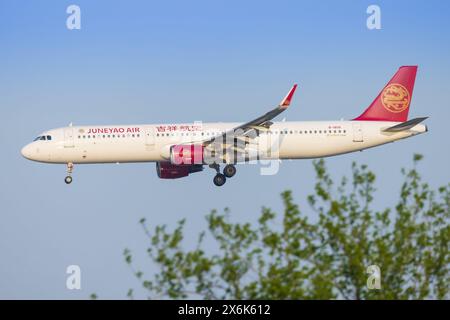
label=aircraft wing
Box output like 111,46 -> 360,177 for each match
202,84 -> 298,149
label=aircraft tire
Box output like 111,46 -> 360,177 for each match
223,164 -> 236,178
213,173 -> 226,187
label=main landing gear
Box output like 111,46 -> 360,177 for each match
213,173 -> 226,187
65,162 -> 74,184
223,164 -> 236,178
210,163 -> 237,187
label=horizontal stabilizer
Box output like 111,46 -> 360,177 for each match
382,117 -> 428,132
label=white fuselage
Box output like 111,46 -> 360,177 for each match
21,120 -> 427,164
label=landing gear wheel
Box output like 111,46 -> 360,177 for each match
213,173 -> 226,187
223,164 -> 236,178
65,162 -> 74,185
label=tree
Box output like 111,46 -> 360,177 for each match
123,155 -> 449,299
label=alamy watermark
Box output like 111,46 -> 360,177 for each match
66,5 -> 81,30
367,5 -> 381,30
366,265 -> 381,290
161,121 -> 284,176
66,265 -> 81,290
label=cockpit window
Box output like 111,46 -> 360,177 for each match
33,135 -> 52,141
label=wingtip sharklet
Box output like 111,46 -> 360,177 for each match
279,84 -> 298,108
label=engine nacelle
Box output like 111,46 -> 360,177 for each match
170,144 -> 204,165
156,161 -> 203,179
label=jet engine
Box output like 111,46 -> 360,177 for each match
156,161 -> 203,179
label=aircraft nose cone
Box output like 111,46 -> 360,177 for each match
21,144 -> 33,160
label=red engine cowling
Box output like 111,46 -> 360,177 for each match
170,144 -> 204,165
156,162 -> 203,179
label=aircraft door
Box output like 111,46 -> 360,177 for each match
258,131 -> 272,159
64,127 -> 75,147
145,126 -> 155,150
352,123 -> 363,142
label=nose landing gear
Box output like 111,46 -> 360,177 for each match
65,162 -> 74,184
64,176 -> 73,184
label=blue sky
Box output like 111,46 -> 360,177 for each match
0,0 -> 449,299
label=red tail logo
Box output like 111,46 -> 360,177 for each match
354,66 -> 418,122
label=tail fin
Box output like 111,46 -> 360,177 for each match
354,66 -> 418,122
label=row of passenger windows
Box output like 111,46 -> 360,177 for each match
78,134 -> 140,139
76,129 -> 347,140
33,135 -> 52,141
156,129 -> 347,137
275,129 -> 347,134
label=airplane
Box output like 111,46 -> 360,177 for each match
21,66 -> 428,186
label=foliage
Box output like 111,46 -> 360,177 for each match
123,155 -> 449,299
